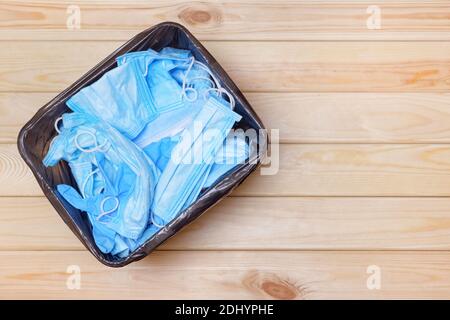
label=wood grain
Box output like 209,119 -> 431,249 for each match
6,144 -> 450,197
0,1 -> 449,41
239,144 -> 450,196
0,144 -> 38,196
1,41 -> 450,92
3,196 -> 450,251
4,92 -> 450,144
250,93 -> 450,143
2,0 -> 450,300
2,250 -> 450,299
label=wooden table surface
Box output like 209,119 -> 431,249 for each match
1,0 -> 450,299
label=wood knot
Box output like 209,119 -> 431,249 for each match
243,270 -> 308,300
178,5 -> 221,26
261,280 -> 298,300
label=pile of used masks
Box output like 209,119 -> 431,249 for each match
43,47 -> 248,258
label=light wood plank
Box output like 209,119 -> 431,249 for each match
2,250 -> 450,299
0,144 -> 38,196
3,197 -> 450,251
239,143 -> 450,196
0,92 -> 57,144
251,93 -> 450,143
4,92 -> 450,144
1,41 -> 450,92
6,143 -> 450,196
0,1 -> 449,41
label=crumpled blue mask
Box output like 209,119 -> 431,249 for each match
117,48 -> 217,113
203,133 -> 249,188
66,59 -> 157,139
157,47 -> 214,94
133,103 -> 201,149
142,136 -> 180,173
112,223 -> 161,258
137,117 -> 249,189
151,95 -> 242,226
44,112 -> 159,242
117,49 -> 185,114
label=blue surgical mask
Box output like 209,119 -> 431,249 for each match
151,95 -> 242,226
133,104 -> 200,148
203,133 -> 249,188
118,49 -> 188,114
45,113 -> 159,241
66,59 -> 157,139
115,223 -> 162,258
117,48 -> 220,114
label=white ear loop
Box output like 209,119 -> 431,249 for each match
203,87 -> 236,109
53,116 -> 116,221
182,86 -> 198,102
180,58 -> 236,109
180,57 -> 196,101
77,160 -> 118,221
80,168 -> 99,198
79,168 -> 105,199
74,131 -> 109,153
131,52 -> 236,109
141,55 -> 198,102
194,61 -> 222,89
97,196 -> 120,221
54,116 -> 63,134
150,211 -> 166,228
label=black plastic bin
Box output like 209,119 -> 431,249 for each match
17,22 -> 267,267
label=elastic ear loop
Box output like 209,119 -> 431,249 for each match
182,76 -> 217,103
47,116 -> 64,150
80,168 -> 119,222
97,196 -> 120,222
142,54 -> 236,109
194,61 -> 222,89
135,53 -> 222,97
143,55 -> 197,102
181,59 -> 220,103
181,57 -> 198,102
181,57 -> 218,102
183,86 -> 198,102
54,116 -> 63,134
80,168 -> 105,199
74,131 -> 118,220
150,211 -> 166,228
204,87 -> 236,110
191,61 -> 236,109
74,131 -> 109,153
